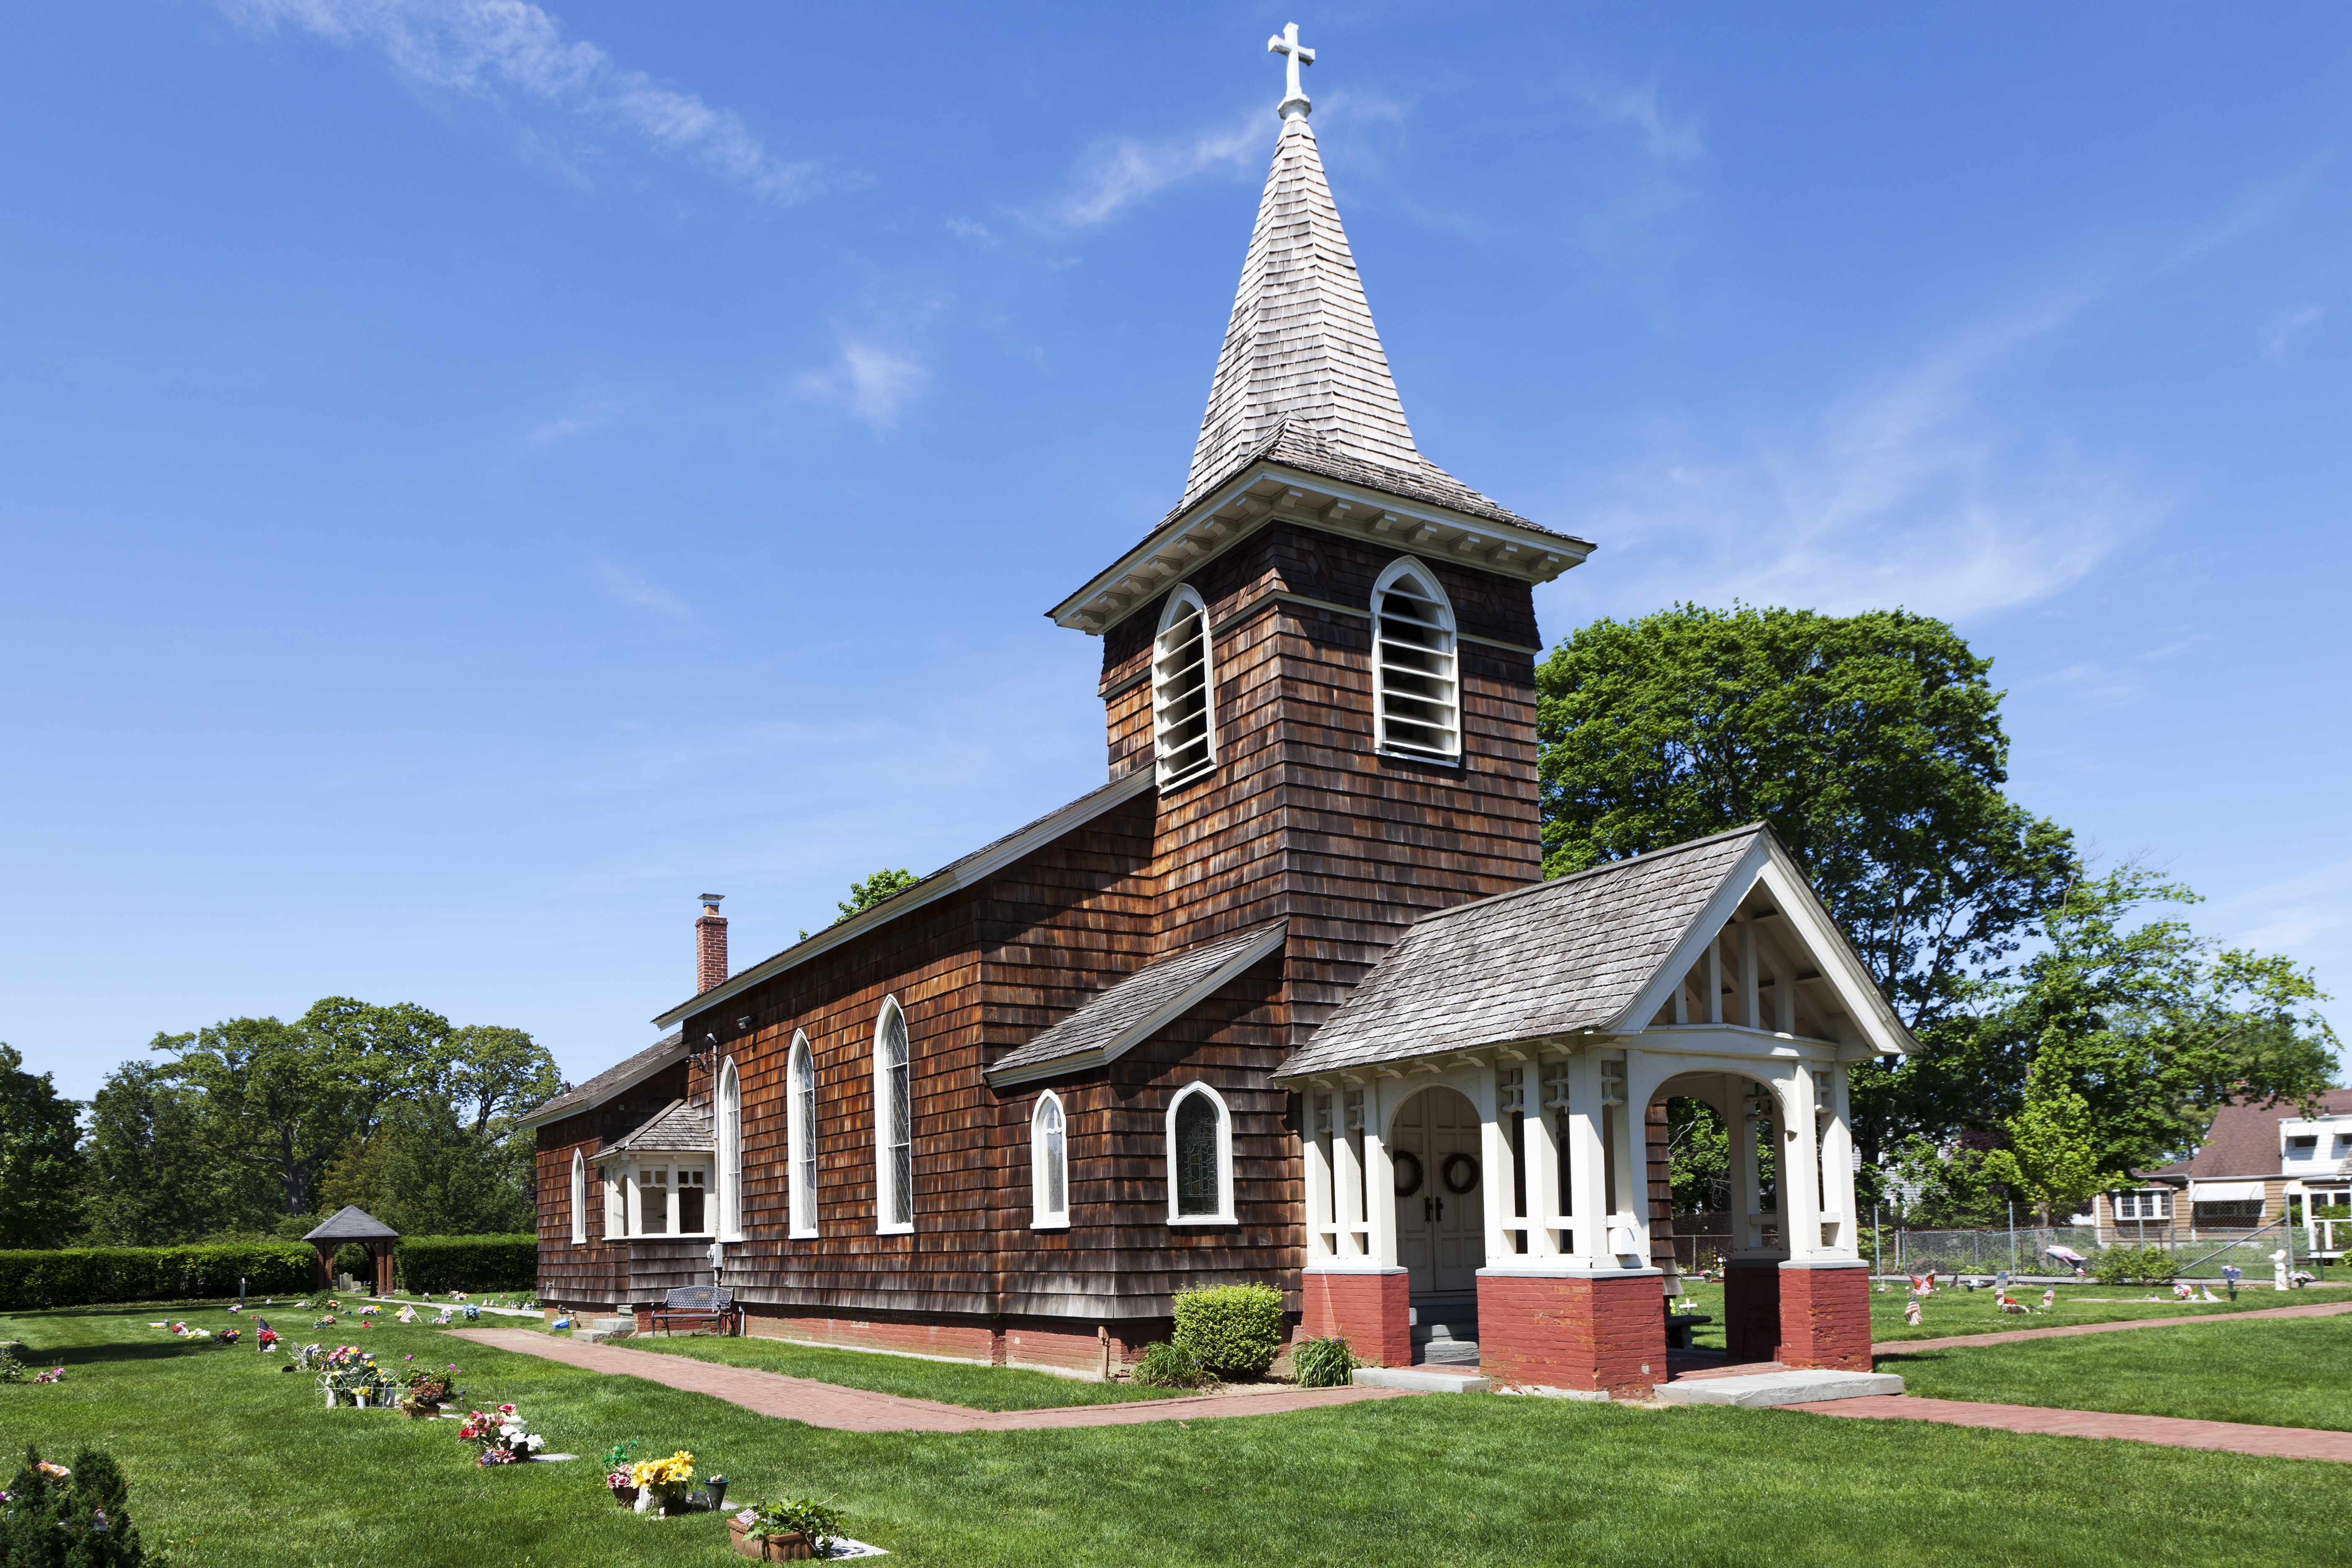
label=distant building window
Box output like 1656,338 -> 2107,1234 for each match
570,1149 -> 587,1244
717,1057 -> 743,1240
2112,1189 -> 2170,1221
789,1032 -> 818,1237
1166,1083 -> 1233,1224
1152,585 -> 1217,787
2193,1199 -> 2264,1230
1032,1091 -> 1070,1228
875,999 -> 913,1233
2289,1135 -> 2319,1151
1370,557 -> 1460,761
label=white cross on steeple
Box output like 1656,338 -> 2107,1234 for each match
1266,22 -> 1315,121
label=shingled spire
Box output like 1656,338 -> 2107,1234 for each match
1180,31 -> 1502,519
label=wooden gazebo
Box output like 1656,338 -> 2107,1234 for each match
303,1206 -> 401,1294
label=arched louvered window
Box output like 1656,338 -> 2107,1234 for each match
1370,557 -> 1460,761
1165,1082 -> 1234,1225
787,1032 -> 818,1237
1031,1091 -> 1070,1229
569,1148 -> 586,1244
1152,585 -> 1216,786
716,1057 -> 743,1240
874,999 -> 913,1233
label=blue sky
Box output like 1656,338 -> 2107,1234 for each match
4,2 -> 2348,1101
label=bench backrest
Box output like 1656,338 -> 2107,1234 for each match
662,1285 -> 732,1311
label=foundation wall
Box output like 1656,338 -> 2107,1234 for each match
1476,1271 -> 1666,1399
1776,1263 -> 1872,1371
735,1304 -> 1168,1377
1300,1269 -> 1412,1369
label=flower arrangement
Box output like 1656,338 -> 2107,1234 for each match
458,1405 -> 547,1464
30,1368 -> 64,1385
394,1305 -> 418,1324
34,1462 -> 70,1481
401,1362 -> 462,1416
313,1315 -> 338,1328
603,1440 -> 641,1504
217,1328 -> 241,1348
627,1450 -> 694,1514
258,1326 -> 279,1351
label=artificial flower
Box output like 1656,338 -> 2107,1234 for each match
35,1462 -> 70,1479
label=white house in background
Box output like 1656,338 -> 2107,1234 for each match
2097,1088 -> 2352,1253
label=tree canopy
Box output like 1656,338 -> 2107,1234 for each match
0,1044 -> 83,1248
838,867 -> 920,921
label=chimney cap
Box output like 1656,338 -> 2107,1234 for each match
699,893 -> 725,906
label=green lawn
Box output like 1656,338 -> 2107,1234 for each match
549,1321 -> 1186,1411
1880,1313 -> 2352,1431
1669,1278 -> 2344,1351
2,1301 -> 2347,1567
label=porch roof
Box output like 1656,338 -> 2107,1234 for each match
605,1098 -> 714,1154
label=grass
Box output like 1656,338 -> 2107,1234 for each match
1668,1278 -> 2343,1351
1881,1313 -> 2352,1431
2,1301 -> 2348,1567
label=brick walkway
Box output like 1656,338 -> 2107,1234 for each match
452,1328 -> 1411,1433
1780,1394 -> 2352,1463
1872,1298 -> 2352,1357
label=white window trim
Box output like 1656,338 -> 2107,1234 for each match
603,1162 -> 626,1238
1032,1089 -> 1071,1230
570,1148 -> 587,1245
1165,1081 -> 1236,1226
1369,555 -> 1462,764
874,997 -> 914,1235
787,1030 -> 819,1238
1151,584 -> 1218,788
717,1056 -> 744,1241
624,1157 -> 715,1238
2111,1188 -> 2172,1221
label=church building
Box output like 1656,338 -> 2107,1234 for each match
518,28 -> 1911,1399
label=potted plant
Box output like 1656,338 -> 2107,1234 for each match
603,1441 -> 641,1508
402,1364 -> 460,1418
729,1498 -> 844,1561
626,1449 -> 696,1514
458,1405 -> 549,1464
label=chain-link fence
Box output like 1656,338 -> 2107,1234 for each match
1877,1223 -> 2323,1281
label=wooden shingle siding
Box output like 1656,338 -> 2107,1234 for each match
534,1061 -> 691,1310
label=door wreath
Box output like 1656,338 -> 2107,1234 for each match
1441,1152 -> 1480,1195
1392,1150 -> 1425,1197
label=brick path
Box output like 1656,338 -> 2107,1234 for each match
452,1328 -> 1411,1433
1780,1394 -> 2352,1463
1872,1298 -> 2352,1356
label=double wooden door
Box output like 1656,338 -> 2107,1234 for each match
1393,1087 -> 1483,1294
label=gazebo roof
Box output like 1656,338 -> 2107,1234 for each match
303,1204 -> 400,1243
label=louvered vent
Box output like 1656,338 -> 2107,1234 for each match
1152,587 -> 1216,786
1372,564 -> 1459,759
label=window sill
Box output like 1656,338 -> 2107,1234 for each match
788,1227 -> 819,1240
1374,746 -> 1462,769
875,1223 -> 914,1237
1168,1215 -> 1238,1228
1031,1218 -> 1070,1231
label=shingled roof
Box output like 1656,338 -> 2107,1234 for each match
987,920 -> 1289,1088
2141,1088 -> 2352,1181
513,1030 -> 686,1131
606,1098 -> 715,1154
1177,112 -> 1527,530
303,1205 -> 399,1242
1278,828 -> 1769,1079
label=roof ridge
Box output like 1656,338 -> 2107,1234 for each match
1409,823 -> 1770,929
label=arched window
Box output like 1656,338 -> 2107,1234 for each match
717,1057 -> 743,1240
1370,557 -> 1460,761
874,999 -> 913,1233
787,1032 -> 818,1237
1152,584 -> 1217,786
1165,1082 -> 1234,1224
1031,1091 -> 1070,1229
569,1148 -> 587,1244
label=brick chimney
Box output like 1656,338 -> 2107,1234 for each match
695,894 -> 728,993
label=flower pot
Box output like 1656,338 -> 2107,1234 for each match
728,1518 -> 813,1560
609,1485 -> 640,1509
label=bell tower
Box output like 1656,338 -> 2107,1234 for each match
1044,26 -> 1597,1036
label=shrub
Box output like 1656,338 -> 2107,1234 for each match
1171,1282 -> 1286,1377
0,1243 -> 314,1312
3,1444 -> 144,1565
1290,1334 -> 1360,1387
1132,1341 -> 1210,1388
393,1234 -> 537,1293
2091,1244 -> 2179,1285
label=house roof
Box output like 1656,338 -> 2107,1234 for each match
303,1205 -> 399,1242
650,767 -> 1156,1030
513,1030 -> 686,1132
605,1099 -> 714,1154
1277,824 -> 1915,1081
2140,1088 -> 2352,1181
985,919 -> 1289,1088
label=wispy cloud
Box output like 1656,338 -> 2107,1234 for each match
2260,304 -> 2325,362
1570,297 -> 2159,622
1044,108 -> 1263,229
1560,69 -> 1704,165
223,0 -> 812,199
793,338 -> 927,431
595,560 -> 692,623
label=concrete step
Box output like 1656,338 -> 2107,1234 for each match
575,1326 -> 634,1344
1653,1369 -> 1904,1408
587,1317 -> 634,1331
1354,1366 -> 1491,1394
1418,1339 -> 1481,1366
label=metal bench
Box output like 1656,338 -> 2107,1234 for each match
647,1285 -> 739,1337
1664,1312 -> 1713,1350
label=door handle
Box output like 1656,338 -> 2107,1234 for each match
1435,1197 -> 1445,1220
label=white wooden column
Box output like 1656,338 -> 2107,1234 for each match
1817,1063 -> 1859,1259
1780,1064 -> 1825,1259
1563,1054 -> 1609,1266
1605,1049 -> 1641,1264
1528,1055 -> 1567,1263
1478,1063 -> 1514,1264
1303,1092 -> 1335,1262
1364,1077 -> 1402,1269
1732,1082 -> 1768,1254
1739,920 -> 1761,1029
1336,1086 -> 1368,1259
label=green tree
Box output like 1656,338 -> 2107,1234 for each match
0,1045 -> 83,1248
1884,1134 -> 2007,1228
837,867 -> 920,922
431,1024 -> 561,1137
1535,605 -> 2076,1180
314,1097 -> 536,1235
1980,1049 -> 2117,1225
80,1059 -> 276,1245
156,1016 -> 356,1217
1665,1098 -> 1730,1212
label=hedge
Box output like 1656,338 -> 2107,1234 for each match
1171,1282 -> 1286,1377
0,1244 -> 314,1311
393,1234 -> 537,1294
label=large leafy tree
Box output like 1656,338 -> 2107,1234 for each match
1536,605 -> 2077,1178
81,1060 -> 277,1244
0,1044 -> 83,1248
431,1024 -> 561,1137
157,1016 -> 361,1217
